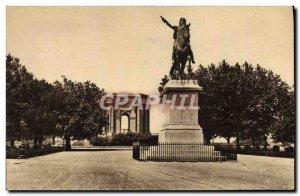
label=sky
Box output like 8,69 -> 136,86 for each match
6,7 -> 294,132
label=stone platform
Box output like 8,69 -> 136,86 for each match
139,144 -> 228,161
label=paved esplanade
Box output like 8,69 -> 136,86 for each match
7,151 -> 294,190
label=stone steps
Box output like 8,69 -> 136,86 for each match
139,144 -> 229,161
145,156 -> 227,161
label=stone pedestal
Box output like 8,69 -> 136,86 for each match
159,79 -> 203,143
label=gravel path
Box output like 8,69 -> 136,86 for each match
6,151 -> 294,191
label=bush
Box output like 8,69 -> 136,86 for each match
6,146 -> 20,158
234,144 -> 293,158
72,140 -> 84,146
90,132 -> 156,146
214,144 -> 222,151
43,143 -> 52,148
90,137 -> 110,146
244,145 -> 251,151
254,146 -> 261,151
19,142 -> 30,149
272,145 -> 280,152
110,133 -> 133,146
285,146 -> 294,153
6,146 -> 64,159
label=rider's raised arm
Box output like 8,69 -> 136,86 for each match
160,16 -> 175,30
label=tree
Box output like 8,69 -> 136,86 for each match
53,77 -> 107,150
7,54 -> 108,150
241,64 -> 292,148
196,61 -> 242,143
6,54 -> 34,146
24,79 -> 56,148
272,90 -> 295,145
194,60 -> 294,147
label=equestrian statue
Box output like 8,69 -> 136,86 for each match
160,16 -> 195,79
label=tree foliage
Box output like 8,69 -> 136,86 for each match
6,54 -> 108,149
271,90 -> 295,145
195,60 -> 294,146
24,79 -> 56,148
53,77 -> 107,150
6,54 -> 34,145
157,60 -> 294,146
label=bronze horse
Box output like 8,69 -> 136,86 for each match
161,16 -> 195,79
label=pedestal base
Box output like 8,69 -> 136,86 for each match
159,124 -> 203,143
159,79 -> 204,144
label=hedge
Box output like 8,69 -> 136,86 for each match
90,132 -> 158,146
6,146 -> 64,159
213,144 -> 294,158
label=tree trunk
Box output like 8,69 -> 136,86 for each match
236,135 -> 240,150
263,135 -> 268,150
226,137 -> 230,144
38,136 -> 43,148
33,136 -> 38,149
252,137 -> 255,147
10,139 -> 15,147
65,135 -> 71,151
52,136 -> 56,145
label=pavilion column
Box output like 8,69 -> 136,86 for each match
143,110 -> 147,133
109,107 -> 113,133
136,109 -> 141,132
130,109 -> 136,132
141,111 -> 145,133
115,110 -> 121,134
146,110 -> 150,132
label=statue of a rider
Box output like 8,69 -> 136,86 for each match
161,16 -> 195,78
